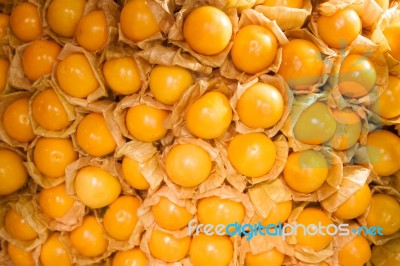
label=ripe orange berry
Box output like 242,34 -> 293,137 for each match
0,148 -> 28,196
121,156 -> 150,190
262,200 -> 292,226
40,232 -> 72,266
189,234 -> 233,266
7,243 -> 35,266
365,194 -> 400,235
75,10 -> 108,52
112,248 -> 147,266
10,2 -> 42,42
0,58 -> 9,93
148,230 -> 191,262
383,19 -> 400,61
0,13 -> 9,38
371,75 -> 400,119
329,108 -> 362,150
334,183 -> 371,220
262,0 -> 303,7
151,197 -> 194,231
338,235 -> 371,266
38,183 -> 75,219
5,208 -> 38,241
3,97 -> 35,143
245,248 -> 285,266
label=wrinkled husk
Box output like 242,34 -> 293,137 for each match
226,0 -> 264,12
371,237 -> 400,266
0,239 -> 13,266
0,45 -> 12,96
220,8 -> 288,82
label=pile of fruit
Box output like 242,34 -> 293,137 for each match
0,0 -> 400,265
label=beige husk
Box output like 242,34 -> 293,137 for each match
371,237 -> 400,266
225,0 -> 264,12
353,143 -> 387,185
115,140 -> 164,195
0,91 -> 33,150
160,137 -> 226,199
219,8 -> 288,82
0,239 -> 13,266
52,43 -> 108,107
168,0 -> 238,68
0,45 -> 12,96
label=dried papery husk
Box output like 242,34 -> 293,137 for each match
160,137 -> 226,199
0,0 -> 13,14
52,43 -> 108,107
115,140 -> 164,195
362,0 -> 385,30
254,0 -> 312,31
0,91 -> 34,150
225,0 -> 264,12
168,0 -> 238,68
353,143 -> 387,185
229,75 -> 292,138
371,236 -> 400,266
357,185 -> 400,245
0,45 -> 12,96
118,0 -> 175,50
219,8 -> 288,82
0,239 -> 13,266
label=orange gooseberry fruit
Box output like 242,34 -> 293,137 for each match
120,0 -> 159,42
38,183 -> 75,219
245,248 -> 285,266
125,104 -> 169,142
148,230 -> 191,263
231,25 -> 277,74
3,97 -> 35,143
46,0 -> 86,38
103,56 -> 142,95
121,156 -> 150,190
383,20 -> 400,61
334,183 -> 371,220
338,235 -> 371,266
189,234 -> 233,266
328,108 -> 362,150
236,82 -> 284,129
317,8 -> 361,49
183,6 -> 232,56
40,232 -> 72,266
278,39 -> 323,90
112,248 -> 147,266
75,10 -> 108,52
371,238 -> 400,266
76,112 -> 116,157
5,208 -> 38,241
149,65 -> 194,105
7,243 -> 35,266
365,194 -> 400,235
33,137 -> 78,178
371,75 -> 400,119
365,130 -> 400,176
9,2 -> 42,42
0,13 -> 9,38
70,215 -> 108,257
262,0 -> 303,7
22,39 -> 61,81
338,54 -> 377,98
74,165 -> 121,209
103,195 -> 141,241
0,58 -> 9,93
0,148 -> 28,196
56,53 -> 99,98
296,208 -> 333,251
293,102 -> 337,145
185,91 -> 232,139
228,132 -> 276,178
262,200 -> 292,226
165,143 -> 212,187
151,197 -> 194,231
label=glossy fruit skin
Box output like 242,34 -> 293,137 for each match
338,54 -> 377,98
40,232 -> 72,266
0,13 -> 9,38
121,156 -> 150,190
120,0 -> 159,42
7,243 -> 35,266
0,149 -> 28,196
338,235 -> 371,266
183,6 -> 232,56
112,248 -> 147,266
228,132 -> 276,178
278,39 -> 323,90
125,104 -> 169,142
5,208 -> 38,241
103,57 -> 142,95
334,183 -> 371,220
329,108 -> 362,150
0,58 -> 9,93
151,197 -> 194,231
76,112 -> 116,157
189,234 -> 233,266
371,75 -> 400,119
293,102 -> 337,145
262,0 -> 303,7
231,25 -> 277,74
32,89 -> 72,131
70,215 -> 108,257
56,53 -> 99,98
148,230 -> 191,263
197,196 -> 245,229
236,82 -> 284,129
262,200 -> 292,226
74,165 -> 121,209
283,150 -> 328,193
76,10 -> 108,52
46,0 -> 86,38
33,137 -> 78,178
186,91 -> 232,139
245,248 -> 285,266
10,2 -> 42,42
149,65 -> 194,105
383,22 -> 400,61
22,39 -> 61,81
38,183 -> 75,219
103,195 -> 140,241
3,97 -> 35,143
366,194 -> 400,235
317,8 -> 361,49
165,143 -> 212,187
296,208 -> 333,251
365,130 -> 400,176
